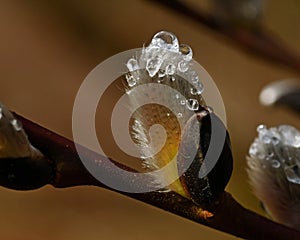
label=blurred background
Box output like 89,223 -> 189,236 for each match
1,0 -> 300,239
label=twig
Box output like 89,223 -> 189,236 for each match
6,113 -> 298,240
148,0 -> 300,73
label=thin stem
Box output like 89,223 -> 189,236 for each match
10,113 -> 300,239
147,0 -> 300,72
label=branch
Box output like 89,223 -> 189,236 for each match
2,113 -> 297,240
147,0 -> 300,73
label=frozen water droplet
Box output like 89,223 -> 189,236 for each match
271,137 -> 280,145
10,119 -> 22,131
249,142 -> 258,157
146,55 -> 163,77
165,64 -> 176,75
284,165 -> 300,184
126,58 -> 139,72
151,31 -> 179,52
261,135 -> 271,144
186,99 -> 199,111
271,159 -> 280,168
179,44 -> 193,61
178,60 -> 189,72
180,100 -> 186,105
126,74 -> 137,87
278,125 -> 300,148
257,124 -> 266,133
158,69 -> 166,78
190,71 -> 199,83
177,113 -> 183,118
190,82 -> 204,95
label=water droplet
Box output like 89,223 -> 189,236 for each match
271,159 -> 280,168
190,82 -> 204,95
284,165 -> 300,184
190,71 -> 199,83
146,55 -> 163,77
170,76 -> 176,82
10,119 -> 22,131
126,58 -> 139,72
126,74 -> 137,87
158,69 -> 166,78
151,31 -> 179,52
179,44 -> 193,61
0,107 -> 2,120
271,137 -> 280,145
166,113 -> 170,117
178,60 -> 189,72
175,94 -> 180,99
261,135 -> 271,144
177,113 -> 183,118
257,124 -> 266,133
186,99 -> 199,111
165,64 -> 176,75
180,100 -> 186,105
278,125 -> 300,148
249,142 -> 258,157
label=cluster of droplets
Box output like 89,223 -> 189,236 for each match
125,31 -> 204,112
248,124 -> 300,184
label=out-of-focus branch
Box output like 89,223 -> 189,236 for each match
4,113 -> 298,240
148,0 -> 300,72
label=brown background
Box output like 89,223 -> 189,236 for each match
0,1 -> 300,239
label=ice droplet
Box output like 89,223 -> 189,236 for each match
190,71 -> 199,83
146,55 -> 163,77
271,159 -> 280,168
126,74 -> 137,87
190,82 -> 204,95
151,31 -> 179,52
178,60 -> 189,72
278,125 -> 300,148
179,44 -> 193,61
284,165 -> 300,184
186,99 -> 199,111
177,113 -> 183,118
165,64 -> 176,75
10,119 -> 22,131
126,58 -> 139,72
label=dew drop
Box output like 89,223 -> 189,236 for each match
190,82 -> 204,95
190,71 -> 199,83
165,64 -> 176,75
158,69 -> 166,78
257,124 -> 266,133
271,159 -> 280,168
284,165 -> 300,184
178,60 -> 189,72
146,55 -> 163,77
10,119 -> 22,131
179,44 -> 193,61
126,58 -> 139,72
170,76 -> 176,82
151,31 -> 179,52
180,100 -> 186,105
177,113 -> 183,118
126,74 -> 137,87
186,99 -> 199,111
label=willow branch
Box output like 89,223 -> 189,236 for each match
3,113 -> 296,240
148,0 -> 300,73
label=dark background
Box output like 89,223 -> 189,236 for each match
0,1 -> 300,239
